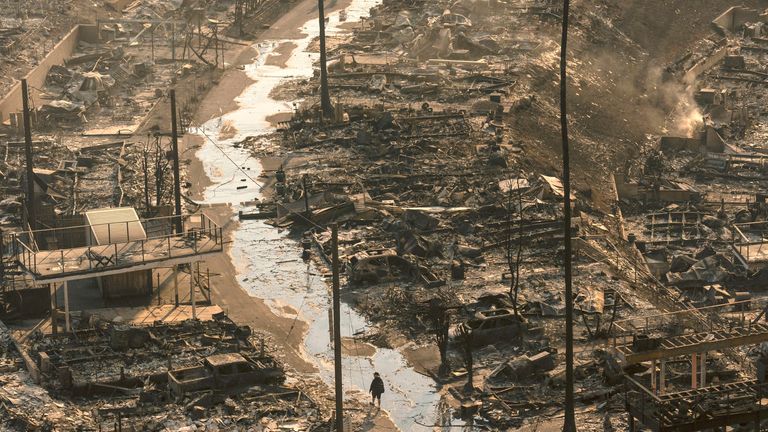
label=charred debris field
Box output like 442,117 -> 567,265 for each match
4,0 -> 768,431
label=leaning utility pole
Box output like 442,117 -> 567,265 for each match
21,79 -> 36,230
331,223 -> 344,432
317,0 -> 333,118
559,0 -> 576,431
169,90 -> 183,234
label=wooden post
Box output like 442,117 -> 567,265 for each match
173,265 -> 179,306
650,359 -> 657,394
190,264 -> 196,319
21,79 -> 36,230
303,174 -> 310,216
701,352 -> 706,387
63,281 -> 70,333
206,267 -> 211,303
50,283 -> 57,335
660,359 -> 666,395
331,224 -> 343,432
691,353 -> 698,389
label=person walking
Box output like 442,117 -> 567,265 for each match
369,372 -> 385,408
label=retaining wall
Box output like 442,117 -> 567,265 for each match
0,24 -> 98,124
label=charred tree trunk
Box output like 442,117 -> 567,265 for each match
458,325 -> 474,393
427,299 -> 450,376
317,0 -> 333,118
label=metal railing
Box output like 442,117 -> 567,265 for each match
12,214 -> 223,279
736,241 -> 768,263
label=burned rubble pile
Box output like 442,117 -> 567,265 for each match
0,137 -> 140,227
0,320 -> 96,431
10,0 -> 768,428
0,313 -> 332,431
277,0 -> 560,108
618,5 -> 768,310
226,0 -> 667,429
601,5 -> 768,431
0,0 -> 81,95
0,0 -> 239,227
220,0 -> 768,429
0,0 -> 361,427
32,29 -> 206,133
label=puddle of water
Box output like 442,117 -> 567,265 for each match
192,0 -> 450,429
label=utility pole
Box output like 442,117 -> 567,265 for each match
171,23 -> 176,63
169,90 -> 183,234
559,0 -> 576,431
302,174 -> 310,216
331,223 -> 343,432
21,79 -> 36,230
317,0 -> 333,118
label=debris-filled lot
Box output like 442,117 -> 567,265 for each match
1,313 -> 333,431
8,0 -> 768,430
226,0 -> 768,429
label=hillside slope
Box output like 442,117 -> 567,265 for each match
514,0 -> 763,208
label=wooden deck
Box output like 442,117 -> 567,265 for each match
18,233 -> 222,283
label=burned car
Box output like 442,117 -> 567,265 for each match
347,249 -> 419,285
452,308 -> 526,347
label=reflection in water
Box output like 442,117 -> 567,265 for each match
191,0 -> 460,429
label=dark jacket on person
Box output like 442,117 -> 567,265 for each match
370,376 -> 385,395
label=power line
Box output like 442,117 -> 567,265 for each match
192,122 -> 327,230
194,124 -> 267,192
282,261 -> 313,343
